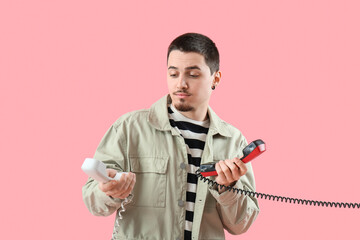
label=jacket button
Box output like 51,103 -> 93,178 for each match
178,200 -> 184,207
180,162 -> 186,169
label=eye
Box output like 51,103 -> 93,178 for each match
188,71 -> 200,78
189,74 -> 199,78
169,73 -> 178,77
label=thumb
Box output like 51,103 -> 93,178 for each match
106,169 -> 117,178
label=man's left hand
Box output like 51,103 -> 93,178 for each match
215,158 -> 247,191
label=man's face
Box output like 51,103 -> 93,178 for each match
167,50 -> 218,113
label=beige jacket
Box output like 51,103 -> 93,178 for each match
82,95 -> 259,240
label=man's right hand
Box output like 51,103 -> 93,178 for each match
98,169 -> 136,199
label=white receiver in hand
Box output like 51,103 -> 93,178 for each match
82,157 -> 132,239
81,158 -> 126,183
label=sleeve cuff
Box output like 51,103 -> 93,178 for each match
208,180 -> 244,206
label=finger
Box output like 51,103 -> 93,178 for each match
218,160 -> 235,183
224,159 -> 241,180
118,174 -> 136,198
106,169 -> 117,178
128,173 -> 136,189
232,157 -> 241,169
121,173 -> 133,192
106,183 -> 125,197
114,180 -> 133,199
125,174 -> 136,193
215,162 -> 226,181
105,188 -> 118,197
119,176 -> 136,199
118,187 -> 132,199
99,180 -> 116,192
233,159 -> 248,177
108,173 -> 133,197
105,190 -> 114,197
233,158 -> 245,170
117,173 -> 127,191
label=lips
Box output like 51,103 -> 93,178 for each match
174,93 -> 191,98
174,92 -> 191,96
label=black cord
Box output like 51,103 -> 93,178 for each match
196,171 -> 360,209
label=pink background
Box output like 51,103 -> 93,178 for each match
1,0 -> 360,239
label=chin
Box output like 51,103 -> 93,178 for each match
174,101 -> 194,112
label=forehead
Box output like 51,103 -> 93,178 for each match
167,50 -> 208,71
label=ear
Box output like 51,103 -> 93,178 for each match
213,71 -> 221,87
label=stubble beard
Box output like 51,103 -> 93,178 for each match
174,98 -> 194,112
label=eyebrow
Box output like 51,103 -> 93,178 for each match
168,65 -> 202,70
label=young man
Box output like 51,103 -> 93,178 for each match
82,33 -> 259,240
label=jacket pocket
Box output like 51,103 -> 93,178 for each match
129,156 -> 168,208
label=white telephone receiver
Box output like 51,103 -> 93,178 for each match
81,158 -> 126,182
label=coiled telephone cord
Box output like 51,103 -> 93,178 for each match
111,194 -> 133,240
196,172 -> 360,209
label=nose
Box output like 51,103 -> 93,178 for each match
176,75 -> 188,89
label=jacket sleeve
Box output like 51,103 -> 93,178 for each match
208,137 -> 260,234
82,122 -> 128,217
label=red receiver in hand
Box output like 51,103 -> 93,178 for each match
198,139 -> 266,177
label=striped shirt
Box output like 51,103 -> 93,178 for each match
168,104 -> 209,240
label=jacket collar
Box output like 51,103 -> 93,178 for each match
148,95 -> 232,137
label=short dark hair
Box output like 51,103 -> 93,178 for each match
167,33 -> 220,75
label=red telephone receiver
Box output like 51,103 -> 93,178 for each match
198,139 -> 266,177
